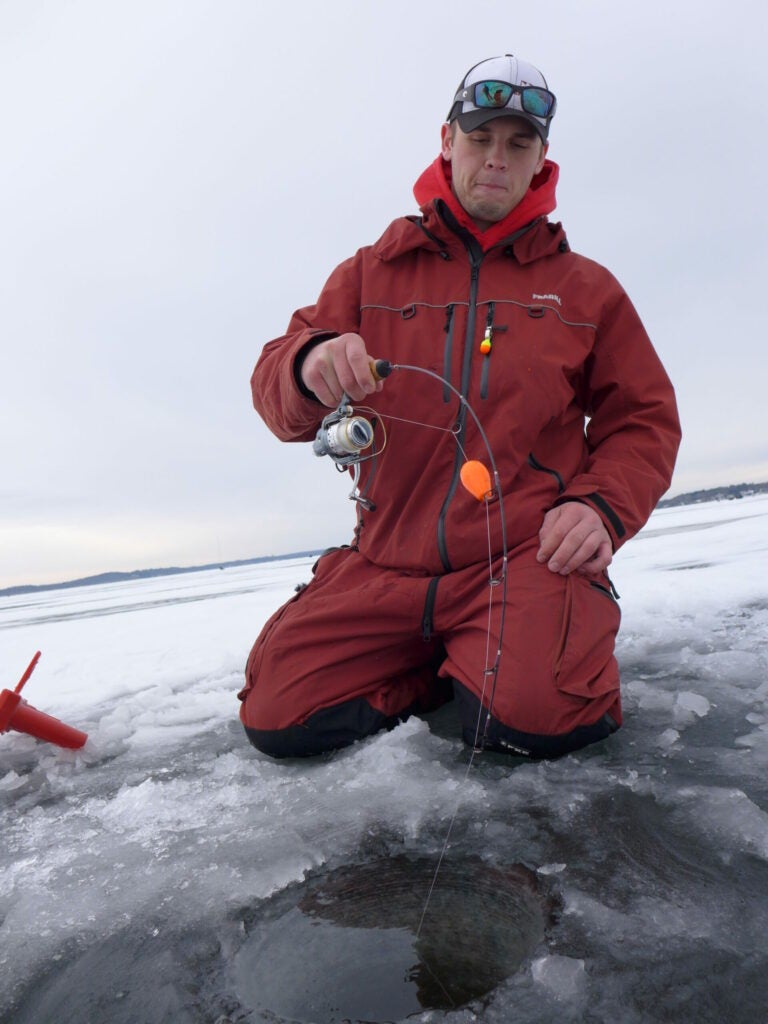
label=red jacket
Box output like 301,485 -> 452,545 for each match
251,160 -> 681,576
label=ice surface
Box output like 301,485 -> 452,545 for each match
531,955 -> 586,1000
1,496 -> 768,1022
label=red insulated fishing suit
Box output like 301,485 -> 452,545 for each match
239,158 -> 681,758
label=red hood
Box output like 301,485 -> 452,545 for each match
413,155 -> 559,251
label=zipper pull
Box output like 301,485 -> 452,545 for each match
480,301 -> 495,355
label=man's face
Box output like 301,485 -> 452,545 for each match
440,117 -> 548,230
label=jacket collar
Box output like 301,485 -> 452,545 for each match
412,154 -> 559,253
371,157 -> 566,265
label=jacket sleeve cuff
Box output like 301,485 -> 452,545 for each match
292,332 -> 339,400
553,492 -> 627,549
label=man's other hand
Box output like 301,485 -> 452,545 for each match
537,502 -> 612,576
300,333 -> 383,407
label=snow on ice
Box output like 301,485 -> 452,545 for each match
1,494 -> 767,1023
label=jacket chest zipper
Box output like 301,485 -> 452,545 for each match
442,304 -> 455,404
436,251 -> 483,572
461,257 -> 481,397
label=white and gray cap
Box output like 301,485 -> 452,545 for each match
447,54 -> 556,143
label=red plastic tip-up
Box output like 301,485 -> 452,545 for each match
1,652 -> 87,749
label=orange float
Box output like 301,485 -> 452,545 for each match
460,460 -> 494,502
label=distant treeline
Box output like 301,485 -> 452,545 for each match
657,481 -> 768,509
5,482 -> 768,597
0,550 -> 324,599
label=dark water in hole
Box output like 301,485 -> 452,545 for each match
4,855 -> 556,1024
232,855 -> 557,1022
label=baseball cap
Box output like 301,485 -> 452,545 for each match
447,54 -> 556,142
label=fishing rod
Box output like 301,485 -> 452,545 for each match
312,357 -> 509,751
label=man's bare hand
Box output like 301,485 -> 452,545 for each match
300,333 -> 383,407
537,503 -> 612,576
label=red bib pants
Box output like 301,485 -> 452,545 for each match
239,541 -> 621,759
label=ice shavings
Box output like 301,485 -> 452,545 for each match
657,728 -> 680,748
562,888 -> 720,945
537,863 -> 567,876
669,786 -> 768,861
531,955 -> 586,1000
675,691 -> 711,717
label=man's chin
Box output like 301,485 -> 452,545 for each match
465,202 -> 508,228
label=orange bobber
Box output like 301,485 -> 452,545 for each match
460,460 -> 493,502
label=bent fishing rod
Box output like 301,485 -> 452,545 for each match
312,357 -> 509,753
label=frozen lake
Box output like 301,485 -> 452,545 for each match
1,494 -> 767,1023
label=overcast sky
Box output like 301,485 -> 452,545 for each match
2,0 -> 766,588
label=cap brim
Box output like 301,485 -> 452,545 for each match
455,108 -> 548,143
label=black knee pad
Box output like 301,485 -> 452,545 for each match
243,697 -> 393,758
452,680 -> 619,759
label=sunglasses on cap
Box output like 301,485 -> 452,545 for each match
453,80 -> 556,119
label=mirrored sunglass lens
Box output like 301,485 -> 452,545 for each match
474,81 -> 513,108
521,88 -> 552,116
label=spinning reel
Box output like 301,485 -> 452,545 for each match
312,359 -> 392,508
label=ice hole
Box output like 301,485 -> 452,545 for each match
232,854 -> 557,1021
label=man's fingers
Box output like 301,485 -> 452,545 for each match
576,541 -> 613,576
546,529 -> 597,574
552,536 -> 614,577
537,505 -> 584,563
301,334 -> 380,405
336,345 -> 378,400
311,363 -> 342,407
537,503 -> 612,574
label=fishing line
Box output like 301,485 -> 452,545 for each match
374,363 -> 510,940
364,409 -> 462,441
384,362 -> 509,745
313,359 -> 511,942
415,742 -> 482,939
413,448 -> 500,939
474,496 -> 500,750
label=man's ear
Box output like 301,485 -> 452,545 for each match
440,122 -> 453,161
536,141 -> 549,174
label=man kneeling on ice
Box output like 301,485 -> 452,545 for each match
238,54 -> 681,759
